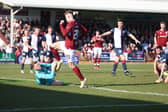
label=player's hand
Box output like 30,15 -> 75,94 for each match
135,40 -> 141,44
29,46 -> 33,50
60,20 -> 64,24
152,44 -> 157,49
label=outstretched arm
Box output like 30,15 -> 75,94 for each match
79,24 -> 88,39
128,34 -> 141,44
100,31 -> 112,37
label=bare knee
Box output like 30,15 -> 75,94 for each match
114,56 -> 120,62
68,62 -> 75,69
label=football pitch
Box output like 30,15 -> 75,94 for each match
0,63 -> 168,112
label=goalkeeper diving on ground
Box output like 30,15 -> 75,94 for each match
33,60 -> 66,85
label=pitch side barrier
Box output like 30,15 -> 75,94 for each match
1,51 -> 144,64
92,51 -> 145,62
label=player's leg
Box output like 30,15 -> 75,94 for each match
50,42 -> 61,61
120,54 -> 130,76
28,51 -> 34,73
112,48 -> 120,76
39,50 -> 45,63
32,49 -> 39,62
45,51 -> 51,63
163,70 -> 168,83
112,56 -> 119,76
93,48 -> 98,69
65,49 -> 86,88
155,63 -> 165,83
50,41 -> 65,70
20,52 -> 27,74
97,48 -> 102,69
29,57 -> 33,73
155,62 -> 161,77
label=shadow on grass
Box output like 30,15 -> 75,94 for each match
0,82 -> 167,112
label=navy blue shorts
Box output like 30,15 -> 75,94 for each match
114,48 -> 124,56
22,51 -> 33,58
32,49 -> 45,57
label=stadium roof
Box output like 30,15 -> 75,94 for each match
1,0 -> 168,13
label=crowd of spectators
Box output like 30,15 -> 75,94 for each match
0,16 -> 159,61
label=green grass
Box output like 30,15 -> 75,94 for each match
0,63 -> 168,112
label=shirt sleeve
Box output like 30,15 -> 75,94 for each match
59,22 -> 74,37
161,54 -> 167,63
125,29 -> 131,36
27,36 -> 31,41
79,23 -> 88,39
110,28 -> 114,33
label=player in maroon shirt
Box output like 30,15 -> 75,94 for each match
153,21 -> 168,49
91,31 -> 104,69
59,10 -> 87,88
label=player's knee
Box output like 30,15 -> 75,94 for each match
68,62 -> 75,69
114,57 -> 119,62
120,55 -> 126,60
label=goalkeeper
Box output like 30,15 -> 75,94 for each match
34,61 -> 65,85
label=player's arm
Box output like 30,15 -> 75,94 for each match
79,24 -> 88,39
100,31 -> 112,37
153,32 -> 157,49
42,36 -> 47,51
154,57 -> 158,75
90,36 -> 96,43
59,20 -> 73,37
128,33 -> 141,44
23,37 -> 32,49
26,36 -> 33,49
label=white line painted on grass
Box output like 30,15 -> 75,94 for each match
90,86 -> 168,97
1,77 -> 168,97
0,77 -> 34,82
0,103 -> 168,112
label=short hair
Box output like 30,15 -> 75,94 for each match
47,25 -> 52,29
156,46 -> 163,50
160,21 -> 166,25
64,10 -> 73,15
117,18 -> 124,23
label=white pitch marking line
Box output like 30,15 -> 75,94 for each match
0,103 -> 168,112
90,87 -> 168,97
1,77 -> 168,97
